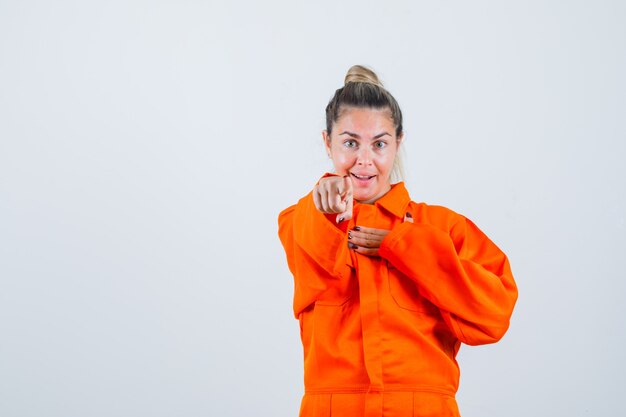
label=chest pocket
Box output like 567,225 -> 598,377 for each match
387,265 -> 439,314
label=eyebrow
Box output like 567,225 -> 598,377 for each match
338,131 -> 392,139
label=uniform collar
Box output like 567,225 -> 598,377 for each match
370,182 -> 411,219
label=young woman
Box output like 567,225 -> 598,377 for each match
278,65 -> 518,417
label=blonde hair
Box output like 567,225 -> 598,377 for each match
344,65 -> 383,86
390,145 -> 405,184
326,65 -> 405,183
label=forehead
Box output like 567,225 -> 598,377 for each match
334,106 -> 395,135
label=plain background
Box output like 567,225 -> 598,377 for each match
1,1 -> 625,416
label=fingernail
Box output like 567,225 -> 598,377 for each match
338,216 -> 344,223
406,212 -> 412,219
348,231 -> 352,239
348,242 -> 358,249
354,226 -> 361,231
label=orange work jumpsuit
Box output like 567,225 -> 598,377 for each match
278,182 -> 518,417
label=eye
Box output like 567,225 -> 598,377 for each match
343,140 -> 357,148
374,140 -> 387,149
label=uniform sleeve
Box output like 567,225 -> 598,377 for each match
379,215 -> 518,346
278,192 -> 353,317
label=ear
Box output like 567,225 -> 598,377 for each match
396,132 -> 404,146
322,130 -> 332,158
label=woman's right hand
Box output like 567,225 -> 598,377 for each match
313,175 -> 353,223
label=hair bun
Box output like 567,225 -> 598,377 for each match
344,65 -> 383,87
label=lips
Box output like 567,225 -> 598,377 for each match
351,172 -> 375,180
350,172 -> 377,189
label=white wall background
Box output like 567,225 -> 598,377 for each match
1,1 -> 624,416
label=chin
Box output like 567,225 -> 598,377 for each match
354,192 -> 376,203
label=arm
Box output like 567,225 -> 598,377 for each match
379,214 -> 518,345
291,191 -> 353,279
279,174 -> 354,278
278,193 -> 354,317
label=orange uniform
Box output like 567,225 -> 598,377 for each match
278,181 -> 518,417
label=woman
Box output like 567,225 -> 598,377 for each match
278,65 -> 518,417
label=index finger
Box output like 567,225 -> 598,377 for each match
336,175 -> 350,197
336,175 -> 354,223
342,175 -> 353,199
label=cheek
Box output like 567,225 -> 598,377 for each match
331,151 -> 356,172
374,153 -> 395,173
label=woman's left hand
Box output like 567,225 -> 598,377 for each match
347,213 -> 413,257
348,226 -> 390,257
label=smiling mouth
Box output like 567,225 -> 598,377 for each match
351,173 -> 376,180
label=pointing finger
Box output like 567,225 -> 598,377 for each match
337,176 -> 353,223
343,175 -> 353,198
336,179 -> 345,196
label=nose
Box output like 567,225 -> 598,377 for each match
356,146 -> 373,166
